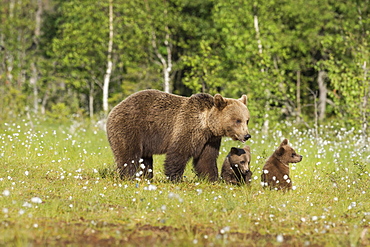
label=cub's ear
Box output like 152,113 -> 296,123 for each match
230,147 -> 239,155
280,139 -> 288,146
239,95 -> 247,105
243,146 -> 250,153
214,94 -> 227,110
276,146 -> 285,156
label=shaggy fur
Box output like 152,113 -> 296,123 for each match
261,139 -> 302,190
106,89 -> 251,182
221,146 -> 252,185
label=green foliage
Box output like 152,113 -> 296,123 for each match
46,102 -> 71,121
183,40 -> 223,94
0,86 -> 27,120
0,0 -> 369,130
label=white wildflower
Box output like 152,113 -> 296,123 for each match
276,234 -> 284,243
31,197 -> 42,204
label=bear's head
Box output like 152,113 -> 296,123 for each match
273,139 -> 303,164
229,146 -> 251,175
209,94 -> 251,142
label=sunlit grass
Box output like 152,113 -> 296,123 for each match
0,119 -> 369,246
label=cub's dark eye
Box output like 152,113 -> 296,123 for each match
291,153 -> 296,157
236,119 -> 242,124
240,161 -> 245,164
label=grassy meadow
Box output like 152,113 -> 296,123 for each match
0,118 -> 369,246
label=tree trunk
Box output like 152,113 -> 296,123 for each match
30,62 -> 38,114
35,0 -> 42,37
41,91 -> 49,115
317,70 -> 327,121
151,30 -> 172,94
296,70 -> 301,121
308,88 -> 319,142
163,23 -> 172,93
151,29 -> 172,93
103,0 -> 114,116
6,0 -> 16,84
30,0 -> 42,114
89,80 -> 94,118
362,61 -> 369,144
253,3 -> 264,73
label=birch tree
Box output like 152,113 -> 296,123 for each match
29,0 -> 43,114
51,0 -> 111,117
103,0 -> 114,116
144,0 -> 175,93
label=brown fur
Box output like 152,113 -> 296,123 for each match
261,139 -> 302,190
106,89 -> 251,182
221,146 -> 252,185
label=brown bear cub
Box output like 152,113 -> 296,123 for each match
221,146 -> 252,185
261,139 -> 302,190
106,89 -> 251,182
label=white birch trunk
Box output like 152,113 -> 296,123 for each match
89,80 -> 94,118
30,0 -> 42,114
254,15 -> 263,55
103,0 -> 114,115
163,33 -> 172,93
253,4 -> 264,73
6,0 -> 15,83
296,70 -> 301,121
362,61 -> 368,143
30,62 -> 38,113
152,31 -> 172,93
317,70 -> 327,121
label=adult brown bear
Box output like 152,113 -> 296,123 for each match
106,89 -> 251,182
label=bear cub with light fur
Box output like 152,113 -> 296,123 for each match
261,139 -> 302,190
106,89 -> 251,182
221,146 -> 252,185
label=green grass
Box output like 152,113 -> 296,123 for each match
0,119 -> 369,246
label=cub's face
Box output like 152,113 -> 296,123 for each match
229,146 -> 251,174
212,94 -> 251,142
275,139 -> 303,164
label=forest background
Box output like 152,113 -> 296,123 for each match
0,0 -> 369,133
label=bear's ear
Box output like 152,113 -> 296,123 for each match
214,94 -> 228,110
230,147 -> 239,155
239,95 -> 247,105
276,146 -> 285,156
280,139 -> 288,146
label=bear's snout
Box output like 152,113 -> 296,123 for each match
244,134 -> 251,141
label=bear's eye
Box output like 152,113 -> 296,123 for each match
291,153 -> 296,157
236,119 -> 242,124
240,161 -> 245,164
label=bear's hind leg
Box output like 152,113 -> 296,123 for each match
117,158 -> 140,180
113,140 -> 144,180
141,156 -> 154,179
